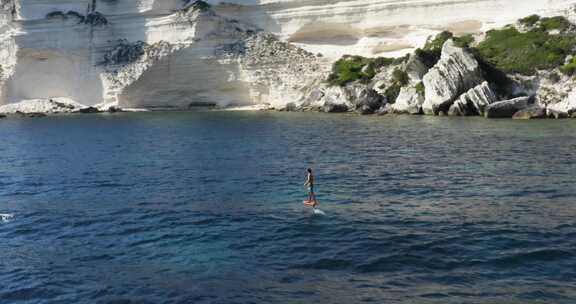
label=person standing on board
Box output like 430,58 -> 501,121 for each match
304,168 -> 317,207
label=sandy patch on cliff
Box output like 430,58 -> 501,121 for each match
445,20 -> 483,34
288,23 -> 362,45
371,42 -> 413,54
363,25 -> 413,39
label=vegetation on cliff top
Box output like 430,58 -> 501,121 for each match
411,31 -> 475,71
327,55 -> 405,86
327,14 -> 576,91
561,56 -> 576,75
421,31 -> 475,57
519,14 -> 572,32
476,24 -> 576,75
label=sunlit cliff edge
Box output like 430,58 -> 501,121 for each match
0,0 -> 576,118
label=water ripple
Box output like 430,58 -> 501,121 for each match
0,113 -> 574,303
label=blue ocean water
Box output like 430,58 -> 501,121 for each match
0,112 -> 575,304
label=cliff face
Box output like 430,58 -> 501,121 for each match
0,0 -> 574,111
0,0 -> 327,109
214,0 -> 576,59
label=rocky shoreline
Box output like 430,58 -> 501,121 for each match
283,16 -> 576,120
1,1 -> 576,120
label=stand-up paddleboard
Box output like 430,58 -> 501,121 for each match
303,200 -> 326,215
303,199 -> 316,207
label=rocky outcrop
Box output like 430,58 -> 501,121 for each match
348,85 -> 384,114
422,40 -> 484,115
0,97 -> 123,115
485,96 -> 532,118
390,86 -> 423,114
505,70 -> 576,119
313,86 -> 349,112
512,106 -> 547,119
0,1 -> 575,117
0,98 -> 86,114
405,54 -> 428,84
301,84 -> 384,114
448,82 -> 497,116
546,90 -> 576,118
231,33 -> 328,110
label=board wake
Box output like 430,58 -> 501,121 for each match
0,213 -> 14,223
313,209 -> 326,216
303,200 -> 326,216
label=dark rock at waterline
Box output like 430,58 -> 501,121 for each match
283,102 -> 297,112
357,105 -> 375,115
352,88 -> 384,114
16,111 -> 47,118
76,107 -> 100,114
0,114 -> 6,119
188,102 -> 216,108
322,102 -> 348,113
107,106 -> 121,113
485,96 -> 532,118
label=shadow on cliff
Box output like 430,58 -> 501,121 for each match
117,43 -> 254,109
212,0 -> 281,34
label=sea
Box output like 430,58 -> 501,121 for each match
0,111 -> 575,303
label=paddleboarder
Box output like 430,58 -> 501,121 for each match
304,168 -> 317,207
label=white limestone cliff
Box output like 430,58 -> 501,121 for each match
0,1 -> 328,111
0,0 -> 575,113
212,0 -> 576,59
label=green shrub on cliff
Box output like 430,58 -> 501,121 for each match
327,55 -> 398,86
384,85 -> 401,103
561,56 -> 576,75
476,26 -> 576,75
381,68 -> 409,103
424,31 -> 474,50
453,34 -> 475,48
414,48 -> 439,68
417,31 -> 474,68
423,31 -> 453,57
539,16 -> 572,32
415,82 -> 425,97
392,68 -> 409,86
519,14 -> 541,27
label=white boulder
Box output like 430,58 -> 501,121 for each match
448,82 -> 497,116
547,89 -> 576,118
422,40 -> 483,115
485,96 -> 532,118
391,86 -> 423,114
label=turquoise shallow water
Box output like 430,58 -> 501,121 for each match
0,112 -> 575,303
